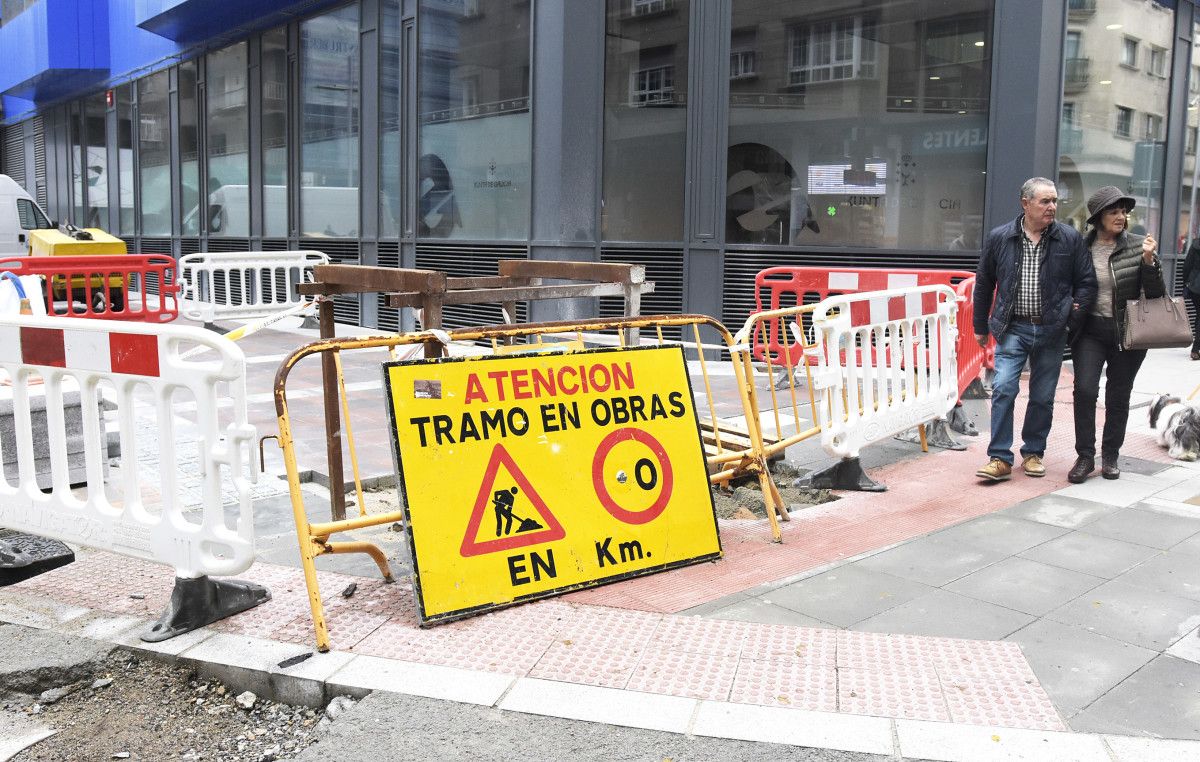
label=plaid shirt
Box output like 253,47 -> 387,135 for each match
1016,216 -> 1043,317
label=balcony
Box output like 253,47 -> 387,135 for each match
0,0 -> 109,102
1064,57 -> 1090,93
1068,0 -> 1097,17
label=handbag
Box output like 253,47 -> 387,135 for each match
1122,290 -> 1194,349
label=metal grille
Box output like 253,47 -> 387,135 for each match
179,238 -> 201,255
31,116 -> 46,208
261,239 -> 291,251
376,241 -> 401,332
129,238 -> 173,295
206,238 -> 250,252
304,238 -> 361,325
721,249 -> 981,332
2,122 -> 25,183
599,247 -> 684,313
1173,257 -> 1198,329
414,243 -> 529,329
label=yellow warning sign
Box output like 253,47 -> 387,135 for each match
383,346 -> 721,624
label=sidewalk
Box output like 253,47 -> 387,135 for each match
2,316 -> 1199,761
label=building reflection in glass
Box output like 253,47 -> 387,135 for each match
726,0 -> 993,251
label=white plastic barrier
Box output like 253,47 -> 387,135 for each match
810,285 -> 959,459
0,314 -> 258,578
178,250 -> 328,323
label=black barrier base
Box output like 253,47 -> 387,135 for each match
804,458 -> 886,492
141,576 -> 271,642
202,322 -> 232,335
893,418 -> 968,451
961,377 -> 989,400
0,530 -> 75,586
946,403 -> 979,437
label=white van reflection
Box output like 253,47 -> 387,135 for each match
184,185 -> 367,238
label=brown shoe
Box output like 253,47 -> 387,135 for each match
976,458 -> 1012,481
1022,454 -> 1046,477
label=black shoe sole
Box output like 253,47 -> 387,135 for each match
1067,473 -> 1090,484
1102,471 -> 1120,480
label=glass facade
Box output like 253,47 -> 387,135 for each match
301,4 -> 361,238
380,0 -> 402,238
602,0 -> 690,242
1180,23 -> 1200,254
116,84 -> 135,235
1059,0 -> 1175,239
726,0 -> 993,250
7,0 -> 1200,326
205,42 -> 249,237
179,60 -> 200,236
137,70 -> 171,236
418,0 -> 531,240
262,27 -> 289,239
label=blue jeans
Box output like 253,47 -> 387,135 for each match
988,321 -> 1066,464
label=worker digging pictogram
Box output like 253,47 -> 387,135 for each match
491,486 -> 543,537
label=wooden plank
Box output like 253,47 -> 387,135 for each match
498,259 -> 646,284
301,264 -> 445,295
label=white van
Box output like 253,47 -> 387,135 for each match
0,174 -> 54,255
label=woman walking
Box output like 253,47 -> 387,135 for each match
1068,186 -> 1166,483
1184,237 -> 1200,360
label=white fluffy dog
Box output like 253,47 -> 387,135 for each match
1149,394 -> 1200,462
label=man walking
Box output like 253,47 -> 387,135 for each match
974,177 -> 1097,481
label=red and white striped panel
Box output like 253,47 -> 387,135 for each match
848,291 -> 940,327
0,325 -> 160,377
828,271 -> 920,292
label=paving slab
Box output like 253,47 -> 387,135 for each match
926,514 -> 1069,556
852,534 -> 1009,587
1044,579 -> 1200,651
1017,531 -> 1161,579
944,557 -> 1105,617
850,589 -> 1034,640
699,596 -> 835,627
995,493 -> 1121,529
1003,618 -> 1156,718
1069,655 -> 1200,739
1055,476 -> 1167,507
1078,507 -> 1200,550
766,565 -> 935,628
1174,532 -> 1200,558
1166,624 -> 1200,665
1116,550 -> 1200,602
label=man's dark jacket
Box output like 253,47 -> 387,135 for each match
973,215 -> 1097,338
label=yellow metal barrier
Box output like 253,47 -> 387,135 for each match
272,314 -> 784,652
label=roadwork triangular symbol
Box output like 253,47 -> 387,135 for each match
459,443 -> 566,558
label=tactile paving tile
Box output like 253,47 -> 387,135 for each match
837,630 -> 937,669
529,639 -> 646,689
647,615 -> 750,657
837,665 -> 950,722
552,604 -> 664,646
741,623 -> 838,666
928,638 -> 1038,683
729,657 -> 837,712
625,648 -> 739,701
940,674 -> 1066,731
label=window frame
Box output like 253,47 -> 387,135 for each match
1115,105 -> 1134,138
1121,36 -> 1139,69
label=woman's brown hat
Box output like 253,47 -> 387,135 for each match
1086,185 -> 1136,227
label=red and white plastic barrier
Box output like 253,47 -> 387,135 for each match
0,314 -> 258,579
751,266 -> 992,401
0,254 -> 180,323
809,285 -> 960,459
